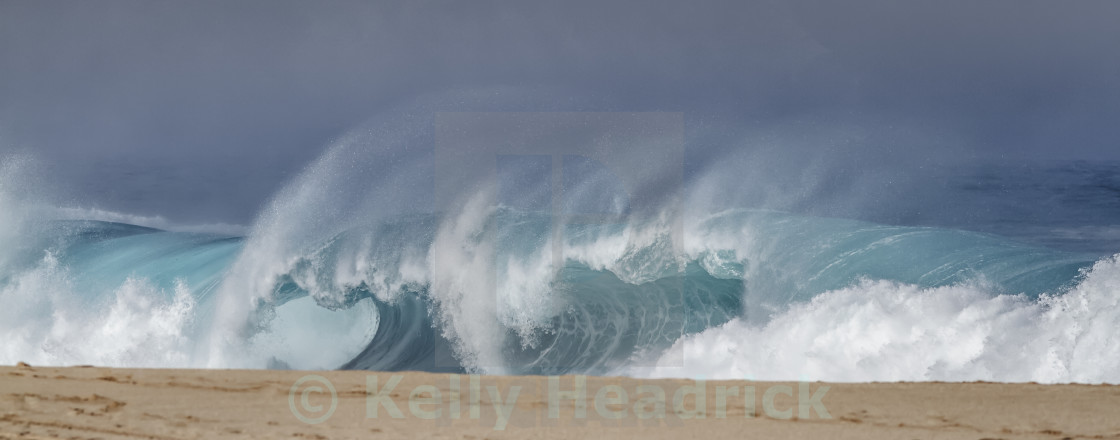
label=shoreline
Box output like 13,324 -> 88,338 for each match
3,365 -> 1118,439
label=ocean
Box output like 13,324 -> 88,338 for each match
1,133 -> 1118,384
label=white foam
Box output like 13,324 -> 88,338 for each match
561,211 -> 687,285
640,255 -> 1120,383
426,191 -> 511,373
0,253 -> 199,367
1,159 -> 202,367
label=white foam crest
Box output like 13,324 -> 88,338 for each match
330,234 -> 378,298
562,212 -> 687,285
681,211 -> 757,273
204,125 -> 431,366
49,206 -> 247,236
284,231 -> 429,307
0,253 -> 200,367
558,209 -> 788,288
560,226 -> 631,273
640,255 -> 1120,383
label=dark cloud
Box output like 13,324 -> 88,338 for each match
1,0 -> 1118,223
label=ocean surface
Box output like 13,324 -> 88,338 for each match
2,146 -> 1119,383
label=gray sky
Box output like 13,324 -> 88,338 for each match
2,0 -> 1119,224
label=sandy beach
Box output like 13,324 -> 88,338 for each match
2,364 -> 1117,439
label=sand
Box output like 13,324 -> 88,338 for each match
2,364 -> 1118,439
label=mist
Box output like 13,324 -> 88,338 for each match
2,0 -> 1118,224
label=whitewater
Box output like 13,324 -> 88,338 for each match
2,123 -> 1119,384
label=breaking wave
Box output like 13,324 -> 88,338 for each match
2,110 -> 1118,384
